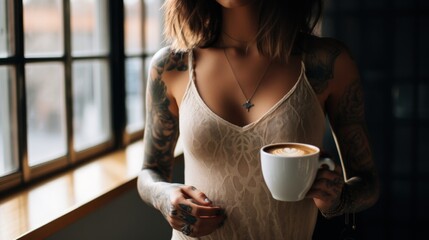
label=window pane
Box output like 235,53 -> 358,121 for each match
71,0 -> 108,56
124,0 -> 143,55
73,60 -> 111,151
26,63 -> 67,166
0,0 -> 14,57
392,83 -> 414,119
126,58 -> 144,133
0,66 -> 18,176
23,0 -> 64,57
144,0 -> 163,53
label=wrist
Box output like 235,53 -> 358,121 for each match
320,184 -> 350,219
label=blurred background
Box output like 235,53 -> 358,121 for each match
316,0 -> 428,239
0,0 -> 427,239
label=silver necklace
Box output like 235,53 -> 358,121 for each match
223,48 -> 272,112
223,31 -> 252,44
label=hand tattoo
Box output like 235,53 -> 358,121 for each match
179,204 -> 193,213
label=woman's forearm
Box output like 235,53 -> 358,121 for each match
137,169 -> 181,216
345,169 -> 379,213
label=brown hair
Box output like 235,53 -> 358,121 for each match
163,0 -> 323,61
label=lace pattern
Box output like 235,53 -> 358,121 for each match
174,51 -> 326,240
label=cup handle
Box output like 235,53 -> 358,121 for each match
318,158 -> 335,171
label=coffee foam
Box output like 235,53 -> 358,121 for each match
270,147 -> 307,157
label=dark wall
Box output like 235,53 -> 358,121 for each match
315,0 -> 429,239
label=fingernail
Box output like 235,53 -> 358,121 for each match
204,198 -> 212,203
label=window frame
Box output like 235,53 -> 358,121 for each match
0,0 -> 155,193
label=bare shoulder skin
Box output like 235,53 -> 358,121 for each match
301,35 -> 380,214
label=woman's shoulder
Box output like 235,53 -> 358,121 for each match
150,46 -> 190,74
298,34 -> 351,61
297,34 -> 357,94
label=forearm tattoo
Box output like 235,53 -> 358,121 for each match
334,80 -> 379,213
335,80 -> 365,125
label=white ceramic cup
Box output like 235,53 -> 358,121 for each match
260,142 -> 335,202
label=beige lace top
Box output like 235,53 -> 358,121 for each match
173,51 -> 326,240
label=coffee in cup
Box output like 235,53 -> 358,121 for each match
260,142 -> 335,202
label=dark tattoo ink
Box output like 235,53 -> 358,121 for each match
143,49 -> 188,180
302,37 -> 342,94
336,80 -> 365,125
180,213 -> 197,224
143,76 -> 179,179
179,204 -> 193,213
166,52 -> 188,71
170,205 -> 178,216
326,64 -> 379,214
181,223 -> 193,236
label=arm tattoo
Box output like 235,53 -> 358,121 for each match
303,40 -> 342,94
143,50 -> 188,180
335,80 -> 365,125
138,49 -> 189,213
166,52 -> 188,71
143,76 -> 179,180
340,125 -> 378,213
334,80 -> 379,213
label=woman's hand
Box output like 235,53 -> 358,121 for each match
162,185 -> 226,237
306,164 -> 345,213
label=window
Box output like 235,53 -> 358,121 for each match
124,0 -> 163,138
25,62 -> 67,166
0,66 -> 18,178
0,0 -> 13,57
71,0 -> 108,56
0,0 -> 162,192
23,0 -> 64,57
72,60 -> 111,152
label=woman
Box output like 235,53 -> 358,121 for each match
137,0 -> 379,239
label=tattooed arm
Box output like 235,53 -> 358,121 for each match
306,38 -> 379,217
325,46 -> 380,215
303,37 -> 379,217
137,47 -> 226,236
137,47 -> 181,212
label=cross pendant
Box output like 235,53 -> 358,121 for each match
242,100 -> 254,112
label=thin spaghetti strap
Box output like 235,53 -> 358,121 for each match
179,49 -> 197,112
301,60 -> 325,116
188,49 -> 196,82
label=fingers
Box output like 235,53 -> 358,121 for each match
306,165 -> 344,201
169,213 -> 226,237
171,186 -> 222,217
166,185 -> 226,237
181,185 -> 213,206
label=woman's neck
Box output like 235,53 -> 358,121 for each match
220,4 -> 259,51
